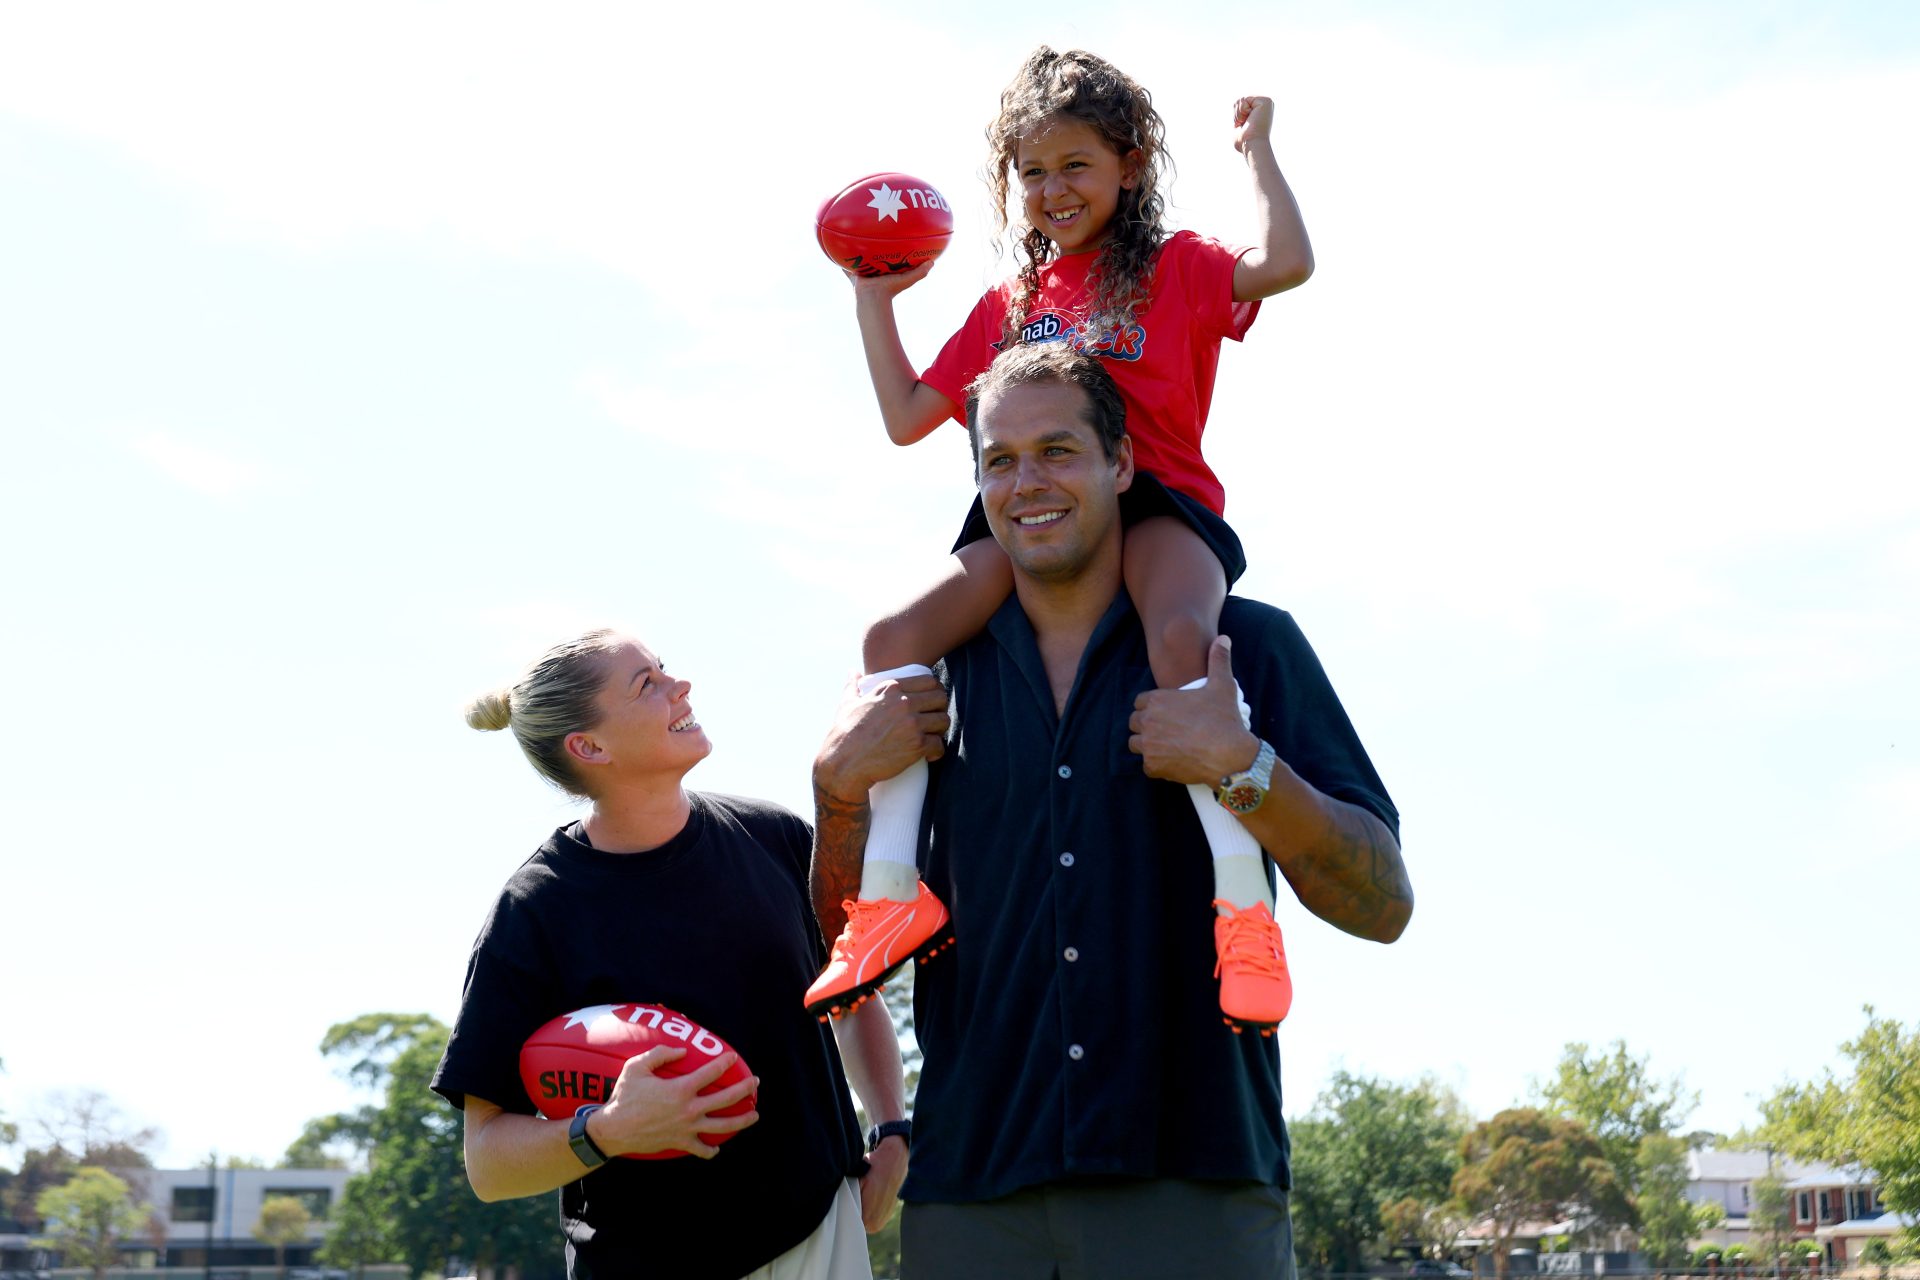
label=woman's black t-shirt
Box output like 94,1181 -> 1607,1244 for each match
430,792 -> 865,1279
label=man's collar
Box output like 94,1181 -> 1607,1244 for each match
983,586 -> 1139,658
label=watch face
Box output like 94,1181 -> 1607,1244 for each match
1220,782 -> 1264,814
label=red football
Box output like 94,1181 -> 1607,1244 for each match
816,172 -> 953,277
519,1002 -> 756,1160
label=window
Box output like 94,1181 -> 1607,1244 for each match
1742,1185 -> 1751,1209
172,1186 -> 215,1223
263,1187 -> 331,1221
1797,1192 -> 1813,1224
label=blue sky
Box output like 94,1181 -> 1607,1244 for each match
1,1 -> 1915,1169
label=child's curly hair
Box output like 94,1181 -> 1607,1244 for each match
986,47 -> 1171,349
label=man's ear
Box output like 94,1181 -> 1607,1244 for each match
1112,433 -> 1135,493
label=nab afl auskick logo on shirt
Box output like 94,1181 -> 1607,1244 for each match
1000,308 -> 1147,361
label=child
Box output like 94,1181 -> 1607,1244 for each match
807,46 -> 1315,1034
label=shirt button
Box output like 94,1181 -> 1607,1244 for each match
1068,1044 -> 1085,1061
1064,947 -> 1079,962
1059,851 -> 1075,867
1057,765 -> 1073,779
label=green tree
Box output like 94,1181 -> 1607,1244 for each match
0,1057 -> 18,1147
301,1013 -> 559,1280
283,1109 -> 372,1169
31,1166 -> 147,1280
1382,1194 -> 1470,1261
255,1193 -> 313,1277
317,1175 -> 395,1279
1539,1041 -> 1697,1179
1539,1040 -> 1698,1249
1758,1007 -> 1920,1223
1749,1173 -> 1794,1275
1288,1071 -> 1470,1276
1636,1133 -> 1725,1267
1452,1107 -> 1633,1278
2,1144 -> 76,1230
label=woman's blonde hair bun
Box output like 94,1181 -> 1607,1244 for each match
464,688 -> 514,732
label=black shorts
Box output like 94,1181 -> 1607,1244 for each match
902,1178 -> 1294,1280
949,469 -> 1247,586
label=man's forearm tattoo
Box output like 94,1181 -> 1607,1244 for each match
1290,802 -> 1412,939
810,781 -> 871,940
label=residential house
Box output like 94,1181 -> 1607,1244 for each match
1685,1147 -> 1908,1265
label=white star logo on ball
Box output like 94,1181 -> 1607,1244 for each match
562,1004 -> 625,1033
867,183 -> 907,222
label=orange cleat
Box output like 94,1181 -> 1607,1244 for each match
804,880 -> 953,1019
1213,900 -> 1292,1033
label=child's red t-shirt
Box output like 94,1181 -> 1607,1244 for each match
920,230 -> 1258,516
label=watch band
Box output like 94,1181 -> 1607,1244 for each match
569,1103 -> 608,1169
1215,738 -> 1278,815
867,1118 -> 912,1152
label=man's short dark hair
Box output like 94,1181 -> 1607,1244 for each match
964,343 -> 1127,464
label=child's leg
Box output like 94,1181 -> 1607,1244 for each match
1122,515 -> 1224,691
863,539 -> 1014,674
803,541 -> 1010,1019
855,539 -> 1012,903
1124,521 -> 1259,893
1124,517 -> 1291,1028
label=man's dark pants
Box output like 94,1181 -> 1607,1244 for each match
902,1179 -> 1295,1280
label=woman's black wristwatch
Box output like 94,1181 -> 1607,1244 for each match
570,1103 -> 609,1169
867,1118 -> 912,1152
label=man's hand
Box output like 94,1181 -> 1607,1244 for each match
859,1135 -> 909,1231
592,1047 -> 759,1160
814,671 -> 949,803
1128,636 -> 1259,786
1233,95 -> 1275,154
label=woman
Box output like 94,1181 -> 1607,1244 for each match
430,629 -> 907,1279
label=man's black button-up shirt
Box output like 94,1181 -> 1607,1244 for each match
904,591 -> 1399,1205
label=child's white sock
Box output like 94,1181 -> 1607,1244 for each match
857,664 -> 934,904
1179,676 -> 1272,914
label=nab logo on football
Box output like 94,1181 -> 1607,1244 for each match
817,171 -> 954,277
866,182 -> 951,221
518,1002 -> 757,1159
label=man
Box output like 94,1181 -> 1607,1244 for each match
811,343 -> 1410,1279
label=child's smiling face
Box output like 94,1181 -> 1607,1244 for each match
1015,114 -> 1140,255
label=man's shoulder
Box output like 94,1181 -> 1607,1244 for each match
1218,597 -> 1327,692
1220,595 -> 1300,642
